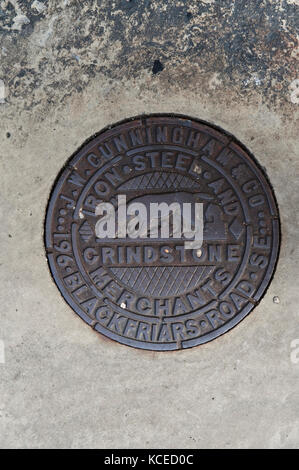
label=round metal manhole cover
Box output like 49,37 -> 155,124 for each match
45,115 -> 280,351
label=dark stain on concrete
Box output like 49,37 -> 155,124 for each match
152,59 -> 164,75
0,0 -> 298,113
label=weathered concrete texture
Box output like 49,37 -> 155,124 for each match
0,0 -> 299,449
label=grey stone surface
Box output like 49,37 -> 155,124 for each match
0,0 -> 298,449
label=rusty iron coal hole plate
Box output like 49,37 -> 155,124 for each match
45,115 -> 280,351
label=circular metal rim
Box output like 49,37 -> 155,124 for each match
44,113 -> 281,351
